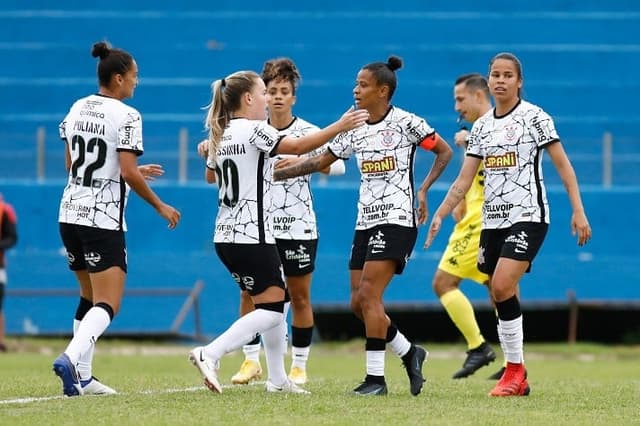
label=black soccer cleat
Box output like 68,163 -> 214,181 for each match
352,380 -> 388,396
488,366 -> 506,380
402,345 -> 427,396
452,341 -> 497,379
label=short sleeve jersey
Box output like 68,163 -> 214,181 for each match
329,106 -> 435,230
206,118 -> 280,244
270,117 -> 322,240
58,94 -> 143,231
467,99 -> 559,229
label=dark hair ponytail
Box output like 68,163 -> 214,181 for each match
91,41 -> 134,87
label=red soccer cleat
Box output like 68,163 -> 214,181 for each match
488,362 -> 530,397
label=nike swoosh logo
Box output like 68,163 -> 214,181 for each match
299,263 -> 310,268
371,250 -> 383,254
514,248 -> 526,253
199,350 -> 205,363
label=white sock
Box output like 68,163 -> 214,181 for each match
243,342 -> 261,363
73,319 -> 94,381
366,350 -> 385,377
499,316 -> 524,364
496,321 -> 507,365
65,307 -> 111,365
291,346 -> 310,370
203,309 -> 282,362
388,330 -> 411,358
262,316 -> 288,386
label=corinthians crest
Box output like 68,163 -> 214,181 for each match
378,129 -> 399,147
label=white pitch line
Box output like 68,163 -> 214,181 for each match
0,383 -> 263,405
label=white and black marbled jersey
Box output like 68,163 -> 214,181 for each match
207,118 -> 280,244
58,94 -> 143,231
329,106 -> 435,230
467,99 -> 559,229
270,117 -> 323,240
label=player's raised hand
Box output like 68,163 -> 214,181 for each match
337,106 -> 369,131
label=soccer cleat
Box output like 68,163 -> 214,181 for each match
188,347 -> 222,394
52,353 -> 83,397
488,366 -> 528,380
288,366 -> 308,385
81,376 -> 117,395
489,362 -> 530,397
452,341 -> 497,379
488,366 -> 506,380
352,380 -> 388,396
402,345 -> 427,396
265,379 -> 310,394
231,359 -> 262,385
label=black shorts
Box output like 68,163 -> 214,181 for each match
59,223 -> 127,273
478,222 -> 549,275
215,243 -> 286,297
276,238 -> 318,277
349,224 -> 417,275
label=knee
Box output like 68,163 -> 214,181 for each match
432,270 -> 458,297
490,282 -> 513,302
350,293 -> 361,316
290,292 -> 310,311
356,281 -> 378,311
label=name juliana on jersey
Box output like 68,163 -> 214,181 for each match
73,120 -> 106,135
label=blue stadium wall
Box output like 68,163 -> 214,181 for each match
1,183 -> 637,336
1,1 -> 639,336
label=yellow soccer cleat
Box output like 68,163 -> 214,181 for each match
288,366 -> 308,385
231,360 -> 262,385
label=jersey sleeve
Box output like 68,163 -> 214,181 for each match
249,121 -> 281,155
466,121 -> 484,159
59,119 -> 68,142
529,108 -> 560,148
404,113 -> 435,146
328,130 -> 352,160
59,101 -> 77,142
117,110 -> 144,156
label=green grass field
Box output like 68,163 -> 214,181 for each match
1,338 -> 639,425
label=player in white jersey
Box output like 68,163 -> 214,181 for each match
230,58 -> 347,387
188,69 -> 368,394
426,53 -> 591,397
53,41 -> 181,397
274,56 -> 453,396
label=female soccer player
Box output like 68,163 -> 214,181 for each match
425,52 -> 591,397
230,58 -> 346,387
53,41 -> 181,396
274,56 -> 453,396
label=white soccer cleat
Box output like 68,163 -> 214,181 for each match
81,377 -> 117,395
265,379 -> 310,394
231,359 -> 262,385
188,347 -> 222,394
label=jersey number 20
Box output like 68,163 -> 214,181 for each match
214,159 -> 239,207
